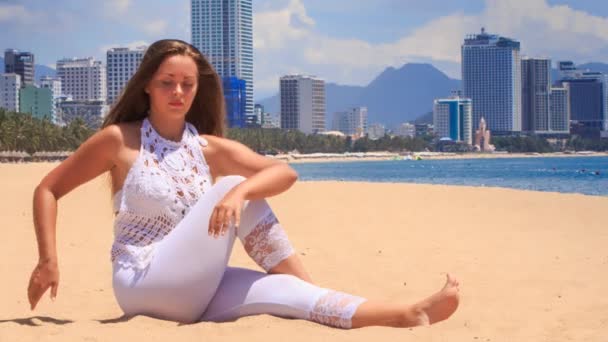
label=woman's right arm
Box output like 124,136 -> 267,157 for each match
28,124 -> 122,310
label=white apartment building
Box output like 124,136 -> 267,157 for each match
280,75 -> 326,134
332,107 -> 368,137
0,73 -> 21,112
56,57 -> 106,102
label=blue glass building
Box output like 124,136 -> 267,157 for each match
462,28 -> 522,134
433,97 -> 473,144
223,76 -> 246,128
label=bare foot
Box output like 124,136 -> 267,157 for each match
405,273 -> 460,326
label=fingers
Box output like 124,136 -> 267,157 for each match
51,281 -> 58,300
208,204 -> 241,238
208,207 -> 218,236
28,274 -> 47,310
234,206 -> 241,235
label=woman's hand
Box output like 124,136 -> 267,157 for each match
208,186 -> 247,238
27,258 -> 59,310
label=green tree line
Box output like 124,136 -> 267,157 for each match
1,109 -> 607,154
0,109 -> 93,154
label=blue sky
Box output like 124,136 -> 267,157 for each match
1,0 -> 607,99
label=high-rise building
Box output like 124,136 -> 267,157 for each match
557,61 -> 580,80
560,73 -> 606,132
40,76 -> 63,123
549,86 -> 570,133
280,75 -> 325,134
433,97 -> 473,144
19,85 -> 53,120
0,73 -> 21,112
56,57 -> 106,102
4,49 -> 34,86
191,0 -> 253,117
332,107 -> 368,137
367,123 -> 386,140
394,123 -> 416,138
522,57 -> 551,132
106,46 -> 146,106
254,104 -> 264,125
223,76 -> 246,128
462,28 -> 522,134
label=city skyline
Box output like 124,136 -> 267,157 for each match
1,0 -> 608,100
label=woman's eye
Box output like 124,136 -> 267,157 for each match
183,83 -> 194,88
160,80 -> 173,87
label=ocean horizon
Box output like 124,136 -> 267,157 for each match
289,156 -> 608,197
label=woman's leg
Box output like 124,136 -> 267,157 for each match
235,196 -> 313,283
201,266 -> 365,328
201,268 -> 460,329
112,175 -> 248,323
112,175 -> 308,323
350,274 -> 460,328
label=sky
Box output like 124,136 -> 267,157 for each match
1,0 -> 608,99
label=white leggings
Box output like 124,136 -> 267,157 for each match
112,175 -> 366,328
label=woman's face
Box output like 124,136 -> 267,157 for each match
145,54 -> 199,119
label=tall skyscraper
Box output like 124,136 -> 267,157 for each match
521,57 -> 551,132
280,75 -> 325,134
332,107 -> 368,137
549,86 -> 570,133
0,73 -> 21,112
191,0 -> 253,117
106,46 -> 146,106
56,57 -> 106,102
4,49 -> 34,86
433,97 -> 473,144
462,28 -> 522,134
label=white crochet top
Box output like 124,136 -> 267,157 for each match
111,117 -> 212,269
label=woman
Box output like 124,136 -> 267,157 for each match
27,39 -> 459,328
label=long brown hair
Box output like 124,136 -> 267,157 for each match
102,39 -> 226,136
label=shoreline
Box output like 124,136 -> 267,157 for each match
1,151 -> 606,165
270,151 -> 608,163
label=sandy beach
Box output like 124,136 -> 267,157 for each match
2,162 -> 607,341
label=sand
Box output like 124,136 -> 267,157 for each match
2,162 -> 607,341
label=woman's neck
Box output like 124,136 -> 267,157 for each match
147,112 -> 186,142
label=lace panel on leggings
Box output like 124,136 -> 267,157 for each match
309,290 -> 366,329
243,211 -> 294,271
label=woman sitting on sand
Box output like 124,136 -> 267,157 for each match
27,39 -> 459,328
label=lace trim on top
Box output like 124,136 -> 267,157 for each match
111,118 -> 212,269
309,290 -> 367,329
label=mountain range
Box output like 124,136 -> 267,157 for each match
261,62 -> 608,128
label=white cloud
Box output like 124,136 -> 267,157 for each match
103,0 -> 131,16
141,19 -> 168,36
254,0 -> 608,99
254,0 -> 314,50
0,4 -> 40,24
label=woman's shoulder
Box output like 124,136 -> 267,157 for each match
102,120 -> 143,147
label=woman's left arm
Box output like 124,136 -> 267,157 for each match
204,135 -> 298,236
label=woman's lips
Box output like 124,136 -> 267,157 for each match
169,102 -> 183,106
